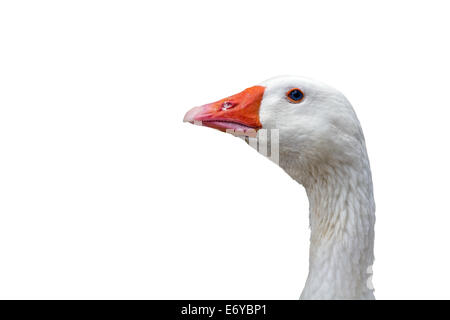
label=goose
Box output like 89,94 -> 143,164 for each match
183,76 -> 375,300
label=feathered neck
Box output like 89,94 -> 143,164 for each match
281,146 -> 375,299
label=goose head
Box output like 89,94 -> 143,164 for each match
183,75 -> 375,300
184,75 -> 366,185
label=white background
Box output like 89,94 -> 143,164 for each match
1,0 -> 449,299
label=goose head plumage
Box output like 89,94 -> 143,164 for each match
184,76 -> 376,300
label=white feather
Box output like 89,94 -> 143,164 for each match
258,76 -> 375,300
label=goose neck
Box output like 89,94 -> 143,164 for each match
300,163 -> 375,300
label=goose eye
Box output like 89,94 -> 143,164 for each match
286,88 -> 304,103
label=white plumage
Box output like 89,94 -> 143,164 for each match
185,76 -> 376,300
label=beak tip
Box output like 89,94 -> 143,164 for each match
183,106 -> 202,123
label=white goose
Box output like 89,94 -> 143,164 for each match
184,76 -> 375,300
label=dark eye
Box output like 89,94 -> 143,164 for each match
286,88 -> 304,103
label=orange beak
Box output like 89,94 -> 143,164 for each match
183,85 -> 265,137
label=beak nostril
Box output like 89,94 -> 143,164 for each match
221,101 -> 234,110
